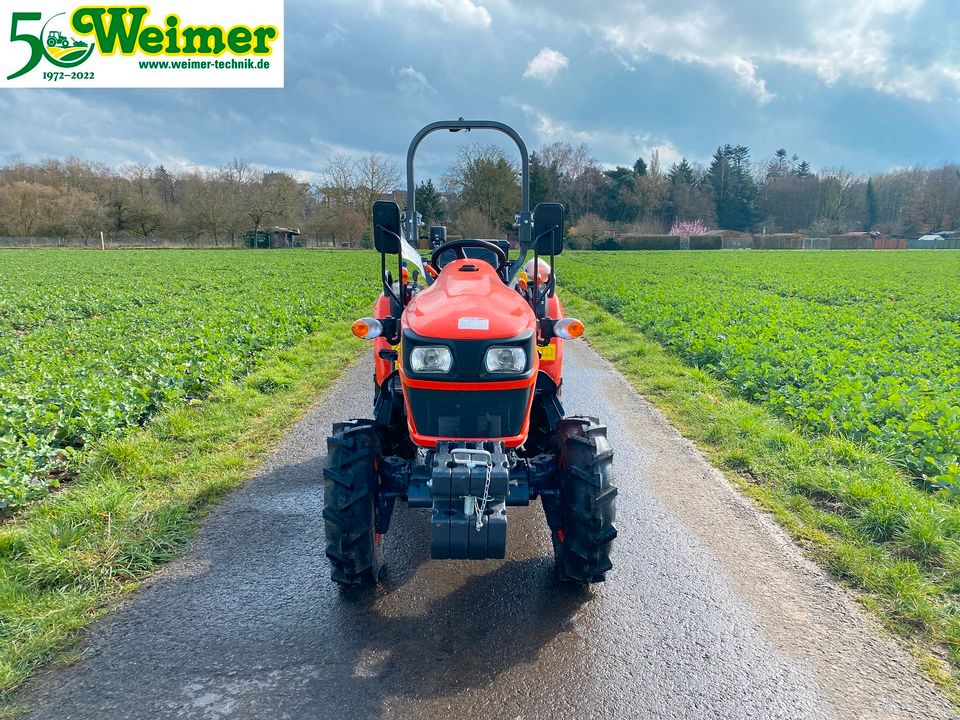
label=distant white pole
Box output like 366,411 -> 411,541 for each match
100,231 -> 106,250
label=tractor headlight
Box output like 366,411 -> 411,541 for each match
409,346 -> 453,373
484,346 -> 527,374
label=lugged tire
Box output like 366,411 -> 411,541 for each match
553,417 -> 617,583
322,419 -> 382,586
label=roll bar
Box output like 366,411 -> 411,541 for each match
405,120 -> 532,283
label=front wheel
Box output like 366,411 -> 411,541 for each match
549,417 -> 617,583
322,420 -> 382,586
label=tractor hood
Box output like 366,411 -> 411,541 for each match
402,258 -> 535,340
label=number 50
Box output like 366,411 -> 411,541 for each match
7,12 -> 43,81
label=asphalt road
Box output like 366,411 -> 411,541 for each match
16,341 -> 956,719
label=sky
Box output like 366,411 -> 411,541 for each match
2,0 -> 959,182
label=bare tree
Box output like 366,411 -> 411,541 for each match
122,163 -> 164,241
353,154 -> 401,213
817,168 -> 859,224
242,168 -> 275,245
921,165 -> 960,230
453,206 -> 497,239
570,213 -> 608,249
320,155 -> 359,210
320,153 -> 400,216
49,187 -> 104,239
537,141 -> 597,219
0,181 -> 58,235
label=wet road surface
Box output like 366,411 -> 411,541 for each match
16,342 -> 956,719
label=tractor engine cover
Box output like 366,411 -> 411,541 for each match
429,442 -> 509,560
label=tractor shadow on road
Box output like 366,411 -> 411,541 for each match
321,556 -> 592,719
307,461 -> 594,718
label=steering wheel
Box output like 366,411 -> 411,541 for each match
430,239 -> 508,274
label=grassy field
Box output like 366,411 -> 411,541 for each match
562,250 -> 960,689
0,250 -> 378,510
0,249 -> 376,694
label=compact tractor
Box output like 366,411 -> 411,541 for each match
323,120 -> 617,586
46,31 -> 86,48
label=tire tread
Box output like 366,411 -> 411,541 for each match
554,416 -> 617,583
322,419 -> 381,586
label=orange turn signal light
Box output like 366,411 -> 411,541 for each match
554,318 -> 584,339
351,317 -> 383,340
424,263 -> 438,279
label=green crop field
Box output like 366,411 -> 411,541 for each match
564,251 -> 960,490
2,246 -> 960,696
0,249 -> 377,510
562,249 -> 960,680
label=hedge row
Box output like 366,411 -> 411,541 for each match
570,235 -> 948,251
569,235 -> 719,251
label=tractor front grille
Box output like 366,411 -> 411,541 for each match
406,387 -> 531,439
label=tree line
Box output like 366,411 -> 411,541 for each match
524,143 -> 959,239
0,141 -> 957,246
0,157 -> 393,246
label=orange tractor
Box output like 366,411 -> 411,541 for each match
323,120 -> 617,585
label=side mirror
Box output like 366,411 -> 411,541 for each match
429,225 -> 447,249
372,201 -> 402,254
533,202 -> 564,255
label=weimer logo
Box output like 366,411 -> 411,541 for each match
2,1 -> 284,88
7,11 -> 95,79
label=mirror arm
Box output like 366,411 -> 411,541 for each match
533,225 -> 557,245
527,225 -> 559,311
376,224 -> 408,309
398,247 -> 405,310
532,246 -> 539,315
380,251 -> 403,308
508,209 -> 533,286
376,224 -> 403,247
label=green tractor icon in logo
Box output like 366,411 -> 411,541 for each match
46,30 -> 88,49
42,15 -> 94,65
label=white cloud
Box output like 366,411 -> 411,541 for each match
395,66 -> 435,95
597,8 -> 775,104
523,47 -> 569,84
332,0 -> 492,28
507,100 -> 684,169
319,21 -> 348,48
772,0 -> 957,102
730,56 -> 773,104
574,0 -> 958,104
391,0 -> 492,28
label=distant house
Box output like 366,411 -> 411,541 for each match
272,227 -> 303,247
911,234 -> 944,249
244,226 -> 303,248
376,190 -> 406,205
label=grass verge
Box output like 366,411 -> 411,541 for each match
562,292 -> 960,700
0,326 -> 362,699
